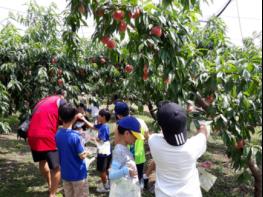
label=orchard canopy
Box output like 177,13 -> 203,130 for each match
0,0 -> 262,196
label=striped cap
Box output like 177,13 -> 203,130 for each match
157,101 -> 187,146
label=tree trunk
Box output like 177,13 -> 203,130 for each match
148,101 -> 157,120
248,158 -> 262,197
106,98 -> 110,110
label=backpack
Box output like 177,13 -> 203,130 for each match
17,118 -> 30,141
17,102 -> 41,141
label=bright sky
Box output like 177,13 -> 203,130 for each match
0,0 -> 262,45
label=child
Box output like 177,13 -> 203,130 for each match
148,101 -> 209,197
81,109 -> 112,193
109,116 -> 144,197
55,103 -> 89,197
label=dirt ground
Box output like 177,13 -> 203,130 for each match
0,132 -> 254,197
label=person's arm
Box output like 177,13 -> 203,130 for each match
76,113 -> 97,130
73,133 -> 89,160
197,124 -> 210,139
79,151 -> 89,160
109,160 -> 130,180
144,130 -> 150,141
145,159 -> 156,178
188,124 -> 208,160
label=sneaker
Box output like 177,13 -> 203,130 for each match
104,181 -> 110,190
140,179 -> 144,190
96,183 -> 110,193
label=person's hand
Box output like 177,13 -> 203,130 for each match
75,113 -> 84,121
198,123 -> 209,138
127,163 -> 137,178
129,168 -> 138,178
89,136 -> 96,142
199,161 -> 213,169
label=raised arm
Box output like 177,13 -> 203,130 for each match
76,113 -> 97,130
197,123 -> 210,139
79,151 -> 90,160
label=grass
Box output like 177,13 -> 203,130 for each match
0,113 -> 255,197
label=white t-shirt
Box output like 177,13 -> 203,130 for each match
91,105 -> 99,118
136,118 -> 149,134
149,133 -> 207,197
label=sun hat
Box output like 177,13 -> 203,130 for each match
157,101 -> 187,146
117,116 -> 144,140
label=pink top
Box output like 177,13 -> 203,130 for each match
28,95 -> 61,151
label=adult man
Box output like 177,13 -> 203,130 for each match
148,101 -> 209,197
114,102 -> 149,186
27,91 -> 66,197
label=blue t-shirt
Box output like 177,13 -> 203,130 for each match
95,124 -> 110,142
95,124 -> 111,157
55,128 -> 87,181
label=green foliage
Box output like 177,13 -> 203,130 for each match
0,122 -> 11,134
0,0 -> 261,192
0,82 -> 9,115
63,0 -> 262,189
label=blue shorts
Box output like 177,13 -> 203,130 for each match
97,155 -> 112,172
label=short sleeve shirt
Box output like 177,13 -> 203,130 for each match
55,128 -> 87,181
95,124 -> 110,142
28,96 -> 62,151
149,133 -> 207,197
95,124 -> 111,157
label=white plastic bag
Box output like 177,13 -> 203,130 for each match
198,167 -> 217,192
110,178 -> 141,197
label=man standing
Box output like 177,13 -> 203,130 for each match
149,101 -> 209,197
27,91 -> 66,197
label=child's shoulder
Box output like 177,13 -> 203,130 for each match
98,123 -> 110,130
113,144 -> 130,162
59,128 -> 80,135
114,144 -> 128,154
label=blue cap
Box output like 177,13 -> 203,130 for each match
114,102 -> 129,116
117,116 -> 144,140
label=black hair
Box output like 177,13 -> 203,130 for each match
113,94 -> 119,102
93,101 -> 99,108
59,103 -> 78,123
99,109 -> 111,122
78,103 -> 87,111
117,126 -> 129,135
120,109 -> 129,117
56,88 -> 65,96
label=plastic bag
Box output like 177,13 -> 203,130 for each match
109,178 -> 141,197
198,167 -> 217,192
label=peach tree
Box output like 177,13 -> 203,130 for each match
0,2 -> 103,116
64,0 -> 262,196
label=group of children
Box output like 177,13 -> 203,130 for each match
55,100 -> 209,197
55,101 -> 149,197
